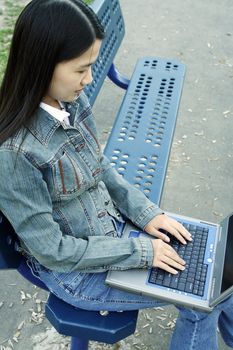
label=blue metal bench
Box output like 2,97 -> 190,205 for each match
0,0 -> 185,349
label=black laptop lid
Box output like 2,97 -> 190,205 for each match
221,214 -> 233,293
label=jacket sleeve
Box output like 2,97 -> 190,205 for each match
0,149 -> 154,273
100,154 -> 164,229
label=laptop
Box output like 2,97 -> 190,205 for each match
106,211 -> 233,312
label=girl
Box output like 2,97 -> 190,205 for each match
0,1 -> 232,349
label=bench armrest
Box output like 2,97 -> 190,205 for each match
107,63 -> 130,90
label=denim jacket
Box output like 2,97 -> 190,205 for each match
0,92 -> 163,272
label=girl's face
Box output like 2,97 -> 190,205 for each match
43,39 -> 102,108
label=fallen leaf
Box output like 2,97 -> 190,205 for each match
195,130 -> 204,136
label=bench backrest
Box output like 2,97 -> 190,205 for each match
84,0 -> 125,105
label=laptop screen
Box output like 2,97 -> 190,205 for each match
221,215 -> 233,293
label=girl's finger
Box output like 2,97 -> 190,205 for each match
171,220 -> 192,241
165,247 -> 186,265
150,229 -> 170,242
161,255 -> 186,271
156,261 -> 178,275
166,225 -> 187,244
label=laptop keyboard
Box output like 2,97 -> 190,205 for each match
148,222 -> 209,296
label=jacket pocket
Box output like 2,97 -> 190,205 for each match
79,115 -> 101,155
53,151 -> 83,197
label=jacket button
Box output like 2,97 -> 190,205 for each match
105,200 -> 109,205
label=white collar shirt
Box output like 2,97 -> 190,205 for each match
40,101 -> 70,125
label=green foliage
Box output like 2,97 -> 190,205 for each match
0,1 -> 24,81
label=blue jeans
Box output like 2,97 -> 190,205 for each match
27,219 -> 233,350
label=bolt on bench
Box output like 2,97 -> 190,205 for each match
0,0 -> 185,349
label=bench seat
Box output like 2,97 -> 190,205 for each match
45,293 -> 138,344
104,56 -> 185,204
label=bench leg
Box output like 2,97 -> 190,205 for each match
70,337 -> 89,350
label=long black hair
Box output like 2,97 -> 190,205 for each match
0,0 -> 105,144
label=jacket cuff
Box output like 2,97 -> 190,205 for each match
137,237 -> 154,268
134,204 -> 164,229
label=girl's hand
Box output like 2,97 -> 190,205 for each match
144,214 -> 192,245
151,239 -> 186,274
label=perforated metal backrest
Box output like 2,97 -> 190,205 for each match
104,57 -> 186,205
84,0 -> 125,105
0,212 -> 22,269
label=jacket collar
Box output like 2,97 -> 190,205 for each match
27,99 -> 80,146
27,107 -> 62,146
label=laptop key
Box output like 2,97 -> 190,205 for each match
156,275 -> 164,281
178,282 -> 186,291
200,274 -> 206,282
170,278 -> 179,289
185,282 -> 194,293
187,275 -> 195,282
163,274 -> 172,283
179,277 -> 187,284
162,279 -> 171,287
157,271 -> 164,280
